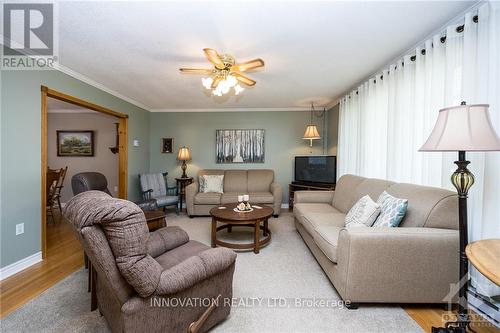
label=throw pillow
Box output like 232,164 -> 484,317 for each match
373,191 -> 408,227
198,175 -> 206,192
201,175 -> 224,194
345,195 -> 381,228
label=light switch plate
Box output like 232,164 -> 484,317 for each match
16,223 -> 24,235
133,139 -> 140,147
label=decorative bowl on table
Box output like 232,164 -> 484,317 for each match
234,202 -> 253,212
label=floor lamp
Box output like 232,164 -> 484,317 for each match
420,102 -> 500,333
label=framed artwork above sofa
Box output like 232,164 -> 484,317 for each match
216,129 -> 265,163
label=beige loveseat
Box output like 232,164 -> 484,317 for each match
186,169 -> 282,217
293,174 -> 459,307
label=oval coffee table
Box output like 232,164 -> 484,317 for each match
210,203 -> 273,254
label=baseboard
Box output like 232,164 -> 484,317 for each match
0,252 -> 42,280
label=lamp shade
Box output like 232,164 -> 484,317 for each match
177,146 -> 191,161
420,104 -> 500,152
303,125 -> 321,140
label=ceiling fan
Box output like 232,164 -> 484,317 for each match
179,48 -> 264,96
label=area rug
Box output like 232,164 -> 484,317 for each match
1,212 -> 423,333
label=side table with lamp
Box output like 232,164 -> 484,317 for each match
419,102 -> 500,333
176,146 -> 193,212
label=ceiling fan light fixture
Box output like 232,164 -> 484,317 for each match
234,84 -> 245,95
201,77 -> 213,89
180,48 -> 264,97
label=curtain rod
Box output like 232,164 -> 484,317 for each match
345,14 -> 479,96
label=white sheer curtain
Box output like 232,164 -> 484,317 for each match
338,2 -> 500,297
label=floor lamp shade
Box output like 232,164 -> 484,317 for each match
419,104 -> 500,152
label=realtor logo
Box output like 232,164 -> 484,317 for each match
2,2 -> 57,69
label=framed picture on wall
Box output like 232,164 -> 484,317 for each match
162,138 -> 174,153
216,129 -> 265,163
57,130 -> 94,157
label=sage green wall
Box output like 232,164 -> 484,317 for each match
149,111 -> 329,204
0,70 -> 150,268
328,104 -> 339,155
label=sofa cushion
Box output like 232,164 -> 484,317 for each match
224,170 -> 248,192
352,178 -> 394,207
194,192 -> 222,205
386,183 -> 458,229
247,169 -> 273,192
332,174 -> 366,213
248,192 -> 274,204
293,203 -> 341,225
221,192 -> 246,204
312,225 -> 342,263
302,212 -> 345,236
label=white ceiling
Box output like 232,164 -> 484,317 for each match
57,1 -> 475,111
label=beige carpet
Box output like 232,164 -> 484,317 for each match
1,212 -> 423,333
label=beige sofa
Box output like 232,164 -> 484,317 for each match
186,169 -> 282,217
293,174 -> 459,307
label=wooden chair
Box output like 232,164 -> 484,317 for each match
46,168 -> 61,223
139,172 -> 179,214
52,166 -> 68,212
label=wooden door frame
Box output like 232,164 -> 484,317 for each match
41,86 -> 128,258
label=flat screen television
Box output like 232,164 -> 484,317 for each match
294,155 -> 336,185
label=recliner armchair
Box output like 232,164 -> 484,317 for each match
64,191 -> 237,333
72,172 -> 157,211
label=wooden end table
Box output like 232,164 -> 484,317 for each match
176,177 -> 193,213
210,203 -> 273,254
466,239 -> 500,286
144,210 -> 167,231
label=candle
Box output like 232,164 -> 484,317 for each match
238,195 -> 243,202
243,194 -> 249,202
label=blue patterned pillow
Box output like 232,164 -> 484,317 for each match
373,191 -> 408,227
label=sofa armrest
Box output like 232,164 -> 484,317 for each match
335,227 -> 459,303
294,191 -> 334,204
270,182 -> 282,215
156,247 -> 237,295
147,226 -> 189,258
185,182 -> 199,216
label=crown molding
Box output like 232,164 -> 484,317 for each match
325,98 -> 340,110
150,107 -> 313,113
52,63 -> 152,112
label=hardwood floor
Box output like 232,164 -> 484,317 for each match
0,216 -> 84,318
1,216 -> 498,332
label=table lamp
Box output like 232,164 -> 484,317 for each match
419,102 -> 500,332
177,146 -> 191,178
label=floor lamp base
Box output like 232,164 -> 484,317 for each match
431,319 -> 473,333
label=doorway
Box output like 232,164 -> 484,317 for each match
40,86 -> 128,259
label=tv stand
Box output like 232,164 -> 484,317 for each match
288,182 -> 336,210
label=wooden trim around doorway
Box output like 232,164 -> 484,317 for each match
40,86 -> 129,258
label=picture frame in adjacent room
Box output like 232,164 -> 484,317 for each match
216,129 -> 265,163
57,130 -> 94,157
162,138 -> 174,153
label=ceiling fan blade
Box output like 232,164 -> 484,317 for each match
211,76 -> 222,89
232,58 -> 264,72
233,71 -> 256,86
179,68 -> 213,74
203,48 -> 225,69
